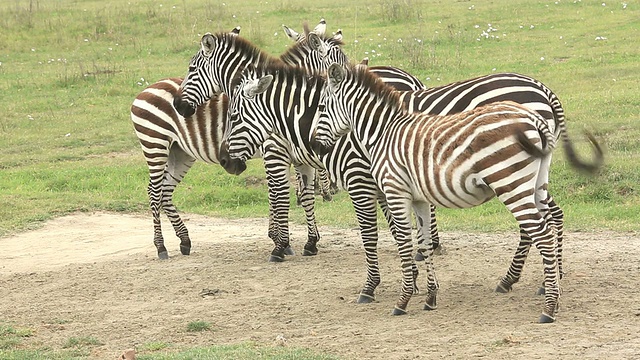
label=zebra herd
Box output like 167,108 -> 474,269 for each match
131,20 -> 603,323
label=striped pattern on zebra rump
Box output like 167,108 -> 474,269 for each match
312,63 -> 603,322
131,77 -> 240,259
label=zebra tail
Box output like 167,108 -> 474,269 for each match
562,130 -> 604,175
548,95 -> 604,175
516,132 -> 552,159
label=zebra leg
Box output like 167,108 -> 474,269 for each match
147,177 -> 168,259
294,164 -> 321,256
145,147 -> 171,259
293,169 -> 304,206
350,187 -> 383,303
415,204 -> 442,260
413,202 -> 439,311
495,228 -> 533,293
380,194 -> 419,294
263,144 -> 294,261
530,220 -> 560,323
162,145 -> 197,256
383,190 -> 417,315
548,196 -> 564,278
535,196 -> 565,295
316,169 -> 334,202
499,189 -> 560,323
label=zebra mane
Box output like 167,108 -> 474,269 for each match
234,62 -> 325,92
216,31 -> 284,68
349,64 -> 403,112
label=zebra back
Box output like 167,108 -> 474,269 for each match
131,78 -> 229,164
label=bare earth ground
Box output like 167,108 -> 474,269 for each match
1,212 -> 639,360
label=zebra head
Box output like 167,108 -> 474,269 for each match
174,28 -> 242,118
220,66 -> 275,172
311,63 -> 352,156
280,20 -> 348,73
282,18 -> 327,42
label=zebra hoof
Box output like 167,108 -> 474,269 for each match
536,287 -> 545,295
538,313 -> 555,323
423,303 -> 437,311
180,245 -> 191,256
268,254 -> 285,262
391,307 -> 408,316
414,252 -> 425,262
158,251 -> 169,260
357,293 -> 375,304
284,246 -> 295,256
302,248 -> 318,256
495,284 -> 512,293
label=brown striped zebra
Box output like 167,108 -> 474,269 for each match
311,63 -> 602,322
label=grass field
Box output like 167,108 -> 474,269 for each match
0,0 -> 638,358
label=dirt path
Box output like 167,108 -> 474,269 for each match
1,212 -> 639,359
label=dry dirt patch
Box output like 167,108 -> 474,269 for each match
1,212 -> 639,359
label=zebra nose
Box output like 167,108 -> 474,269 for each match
173,95 -> 196,118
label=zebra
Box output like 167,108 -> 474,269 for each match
283,22 -> 444,257
218,61 -> 597,319
171,24 -> 357,261
283,22 -> 427,92
310,63 -> 603,322
130,25 -> 336,259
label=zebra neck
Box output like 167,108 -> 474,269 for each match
351,93 -> 403,153
221,49 -> 281,96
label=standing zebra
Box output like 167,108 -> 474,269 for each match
131,24 -> 338,259
218,62 -> 602,320
310,63 -> 602,322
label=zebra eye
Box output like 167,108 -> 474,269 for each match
189,66 -> 196,72
318,104 -> 326,112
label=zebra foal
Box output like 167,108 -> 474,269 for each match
311,63 -> 603,322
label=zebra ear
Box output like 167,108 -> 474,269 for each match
282,24 -> 300,42
333,29 -> 343,42
231,26 -> 241,35
313,18 -> 327,36
327,63 -> 345,88
243,75 -> 274,98
307,33 -> 326,56
201,33 -> 216,57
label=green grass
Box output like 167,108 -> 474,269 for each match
1,0 -> 638,237
0,0 -> 638,356
136,342 -> 340,360
186,321 -> 211,333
